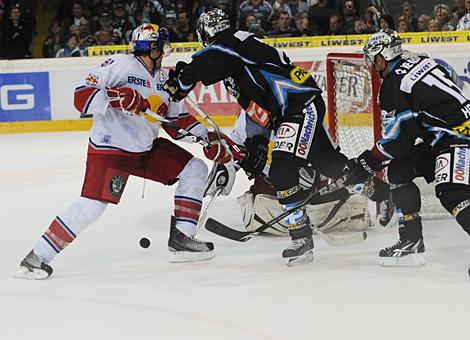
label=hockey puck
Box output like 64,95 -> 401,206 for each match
139,237 -> 150,249
468,267 -> 470,278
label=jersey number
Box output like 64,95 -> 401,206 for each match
422,68 -> 467,105
246,100 -> 271,127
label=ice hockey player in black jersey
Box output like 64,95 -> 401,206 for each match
164,9 -> 390,266
347,29 -> 470,266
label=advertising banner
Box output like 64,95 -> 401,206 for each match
0,72 -> 51,122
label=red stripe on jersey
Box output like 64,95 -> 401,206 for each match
74,87 -> 99,113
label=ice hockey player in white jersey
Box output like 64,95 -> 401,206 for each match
16,24 -> 229,280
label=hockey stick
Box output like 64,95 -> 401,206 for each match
205,176 -> 348,242
185,96 -> 221,133
196,187 -> 223,233
185,97 -> 246,162
143,109 -> 212,148
314,226 -> 367,247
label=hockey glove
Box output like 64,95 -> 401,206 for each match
106,87 -> 150,116
204,131 -> 247,164
204,162 -> 237,197
240,135 -> 269,180
163,62 -> 193,102
344,150 -> 384,185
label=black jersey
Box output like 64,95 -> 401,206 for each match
178,29 -> 321,130
375,55 -> 470,160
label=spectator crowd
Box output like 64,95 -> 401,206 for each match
1,0 -> 470,59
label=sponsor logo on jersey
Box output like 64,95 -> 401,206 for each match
273,122 -> 298,154
276,123 -> 297,139
452,118 -> 470,136
400,58 -> 438,93
453,147 -> 469,184
460,103 -> 470,120
100,58 -> 115,67
100,134 -> 112,144
435,153 -> 451,184
290,66 -> 311,85
109,175 -> 125,197
296,104 -> 316,159
85,74 -> 99,87
128,76 -> 151,88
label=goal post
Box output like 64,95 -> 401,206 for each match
325,52 -> 450,220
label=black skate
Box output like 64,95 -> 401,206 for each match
379,239 -> 425,267
282,237 -> 314,267
377,192 -> 396,227
15,250 -> 53,280
168,217 -> 215,263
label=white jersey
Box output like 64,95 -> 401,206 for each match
77,54 -> 193,153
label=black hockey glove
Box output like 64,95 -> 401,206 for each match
163,61 -> 193,102
344,150 -> 384,185
239,135 -> 269,180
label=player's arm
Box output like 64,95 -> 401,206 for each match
162,100 -> 208,142
164,50 -> 245,101
346,96 -> 421,184
74,56 -> 148,117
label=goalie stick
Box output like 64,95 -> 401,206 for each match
205,176 -> 359,242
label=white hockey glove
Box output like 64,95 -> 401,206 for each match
204,162 -> 237,197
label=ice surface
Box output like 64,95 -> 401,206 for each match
1,131 -> 469,340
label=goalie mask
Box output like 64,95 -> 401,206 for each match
131,23 -> 171,57
196,9 -> 231,47
363,29 -> 403,67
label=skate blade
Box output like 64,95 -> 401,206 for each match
168,249 -> 215,263
14,266 -> 51,280
285,250 -> 314,267
379,253 -> 425,267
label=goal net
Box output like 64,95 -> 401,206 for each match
325,52 -> 450,220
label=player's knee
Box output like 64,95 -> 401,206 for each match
388,160 -> 417,184
391,182 -> 421,214
64,197 -> 107,233
180,157 -> 208,181
269,157 -> 296,188
437,187 -> 470,233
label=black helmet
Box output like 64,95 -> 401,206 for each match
196,9 -> 230,47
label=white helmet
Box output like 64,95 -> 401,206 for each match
196,9 -> 231,47
363,29 -> 403,67
131,23 -> 171,56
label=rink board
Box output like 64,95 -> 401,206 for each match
0,34 -> 470,133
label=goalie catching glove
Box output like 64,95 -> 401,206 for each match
106,87 -> 150,116
203,131 -> 246,163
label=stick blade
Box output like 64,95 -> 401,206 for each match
205,218 -> 253,242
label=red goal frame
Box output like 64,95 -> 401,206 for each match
325,52 -> 382,145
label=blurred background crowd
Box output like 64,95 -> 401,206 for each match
0,0 -> 469,59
